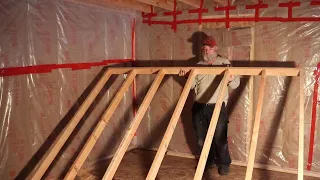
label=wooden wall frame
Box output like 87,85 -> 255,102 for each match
30,67 -> 304,180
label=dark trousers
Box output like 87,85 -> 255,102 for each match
192,102 -> 231,166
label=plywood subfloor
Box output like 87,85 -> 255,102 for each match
77,149 -> 319,180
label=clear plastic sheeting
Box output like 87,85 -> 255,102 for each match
0,0 -> 135,179
135,2 -> 320,175
1,0 -> 320,179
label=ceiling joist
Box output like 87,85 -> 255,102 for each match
136,0 -> 174,11
213,0 -> 236,6
76,0 -> 152,12
178,0 -> 200,8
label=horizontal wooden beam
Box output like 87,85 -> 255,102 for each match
136,0 -> 174,11
108,67 -> 300,76
178,0 -> 200,8
75,0 -> 152,13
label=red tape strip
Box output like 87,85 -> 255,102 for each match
131,18 -> 137,119
214,0 -> 236,28
311,0 -> 320,5
142,6 -> 157,26
307,63 -> 320,171
187,0 -> 208,25
246,0 -> 268,22
162,0 -> 181,32
279,1 -> 301,19
0,59 -> 133,76
142,1 -> 320,29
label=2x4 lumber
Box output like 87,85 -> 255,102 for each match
298,70 -> 305,180
178,0 -> 200,8
245,70 -> 267,180
64,70 -> 137,180
76,0 -> 152,13
31,70 -> 113,180
102,70 -> 166,180
146,69 -> 198,180
136,0 -> 174,11
108,67 -> 300,76
193,70 -> 230,180
247,26 -> 255,160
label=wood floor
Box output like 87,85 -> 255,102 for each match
77,149 -> 319,180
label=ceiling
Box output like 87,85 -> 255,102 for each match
73,0 -> 259,13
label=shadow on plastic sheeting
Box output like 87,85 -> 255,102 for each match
15,62 -> 131,180
136,75 -> 177,177
259,76 -> 293,180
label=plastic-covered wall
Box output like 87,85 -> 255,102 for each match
0,0 -> 136,179
135,1 -> 320,175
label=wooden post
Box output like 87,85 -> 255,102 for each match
247,26 -> 255,160
245,70 -> 267,180
298,69 -> 305,180
64,70 -> 137,180
31,70 -> 113,180
193,70 -> 230,180
146,69 -> 197,180
102,70 -> 166,180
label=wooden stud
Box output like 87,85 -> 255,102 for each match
146,69 -> 198,180
64,70 -> 137,180
247,26 -> 255,160
193,70 -> 230,180
298,69 -> 305,180
245,70 -> 267,180
102,70 -> 166,180
31,70 -> 113,180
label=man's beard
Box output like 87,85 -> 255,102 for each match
203,53 -> 217,62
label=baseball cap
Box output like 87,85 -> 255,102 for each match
202,36 -> 217,47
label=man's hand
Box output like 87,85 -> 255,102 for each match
228,74 -> 235,82
178,69 -> 188,76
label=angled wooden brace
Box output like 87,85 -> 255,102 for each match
193,69 -> 231,180
64,70 -> 137,180
146,69 -> 198,180
102,70 -> 166,180
245,70 -> 267,180
298,70 -> 305,180
31,69 -> 113,180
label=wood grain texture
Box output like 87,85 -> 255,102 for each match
245,70 -> 267,180
64,70 -> 137,180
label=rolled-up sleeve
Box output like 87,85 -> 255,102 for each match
191,75 -> 196,89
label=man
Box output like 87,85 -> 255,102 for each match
179,36 -> 240,175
